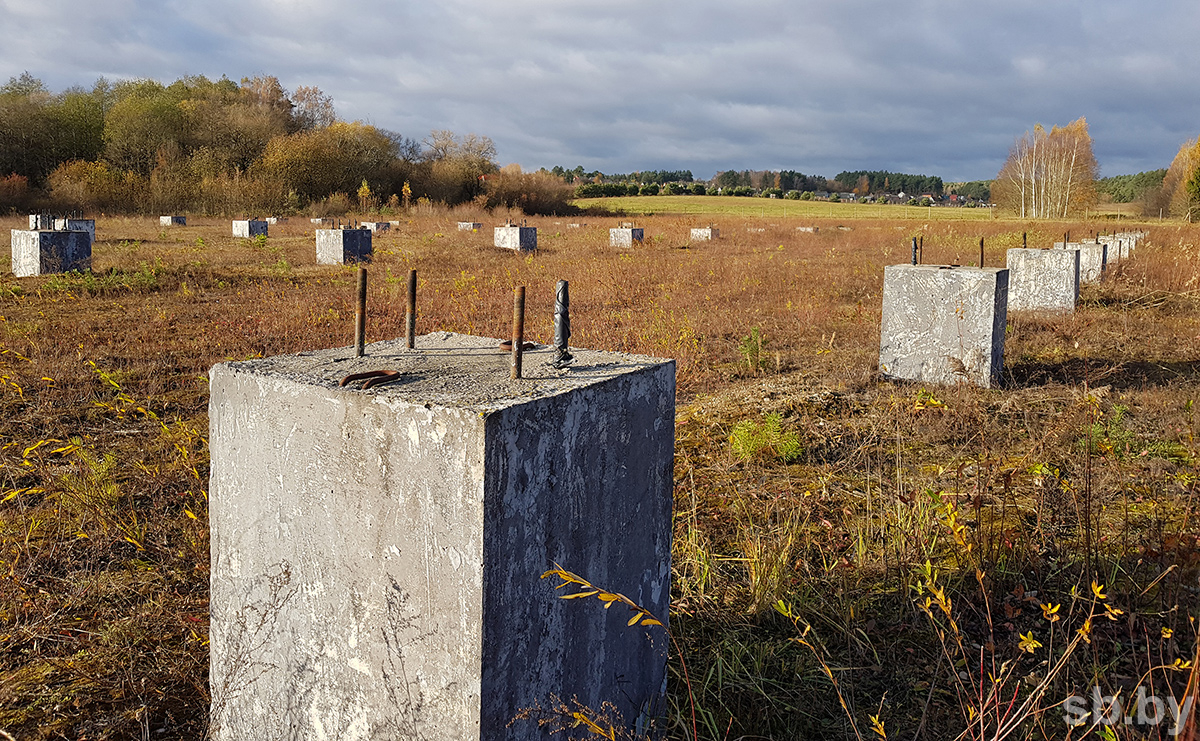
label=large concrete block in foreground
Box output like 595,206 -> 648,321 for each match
1053,242 -> 1106,282
161,215 -> 186,227
880,265 -> 1009,388
232,219 -> 268,238
10,229 -> 91,277
316,228 -> 372,264
208,332 -> 674,740
610,227 -> 644,247
1006,248 -> 1079,313
494,225 -> 537,251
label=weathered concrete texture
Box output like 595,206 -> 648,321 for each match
311,217 -> 335,226
160,215 -> 186,226
610,227 -> 645,247
1006,248 -> 1079,313
264,217 -> 288,225
10,229 -> 91,277
1053,242 -> 1107,282
495,226 -> 537,251
796,226 -> 819,233
233,220 -> 268,238
361,221 -> 390,232
209,332 -> 674,741
567,223 -> 585,229
457,221 -> 482,232
879,265 -> 1009,388
689,227 -> 719,241
54,218 -> 95,246
27,214 -> 53,229
316,228 -> 372,264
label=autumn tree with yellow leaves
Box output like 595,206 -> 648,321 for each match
993,117 -> 1098,218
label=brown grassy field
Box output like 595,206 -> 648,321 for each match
1,208 -> 1199,739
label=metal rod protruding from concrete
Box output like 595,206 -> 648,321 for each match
911,237 -> 918,265
406,269 -> 417,349
355,267 -> 367,357
512,287 -> 526,380
979,237 -> 984,268
1023,232 -> 1027,248
553,279 -> 573,368
919,235 -> 923,264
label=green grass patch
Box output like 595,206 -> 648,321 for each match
574,194 -> 999,220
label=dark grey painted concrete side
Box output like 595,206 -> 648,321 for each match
479,362 -> 675,738
879,265 -> 1009,388
209,367 -> 488,740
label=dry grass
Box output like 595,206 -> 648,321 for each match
0,210 -> 1198,739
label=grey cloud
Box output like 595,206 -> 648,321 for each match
1,0 -> 1198,181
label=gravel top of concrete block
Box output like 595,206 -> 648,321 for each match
216,331 -> 671,412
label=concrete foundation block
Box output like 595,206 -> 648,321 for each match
1006,248 -> 1079,313
27,214 -> 53,229
54,218 -> 95,245
567,223 -> 585,229
689,227 -> 719,241
316,228 -> 372,264
264,217 -> 288,225
160,215 -> 187,227
796,226 -> 819,233
1053,242 -> 1106,282
457,221 -> 482,232
10,229 -> 92,277
311,217 -> 335,226
611,227 -> 645,247
208,332 -> 675,741
494,226 -> 537,251
361,221 -> 390,232
879,265 -> 1009,388
233,220 -> 268,238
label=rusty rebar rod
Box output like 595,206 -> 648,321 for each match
979,237 -> 984,268
406,269 -> 417,349
355,267 -> 367,357
511,286 -> 525,380
911,237 -> 918,265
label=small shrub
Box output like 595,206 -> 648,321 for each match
729,413 -> 802,463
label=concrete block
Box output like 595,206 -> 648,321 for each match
316,228 -> 372,264
54,218 -> 95,246
689,227 -> 719,241
10,229 -> 92,277
567,223 -> 585,229
311,217 -> 335,226
361,221 -> 390,232
1005,248 -> 1079,313
494,225 -> 537,251
610,227 -> 645,247
879,265 -> 1009,388
27,214 -> 53,229
264,217 -> 288,225
1053,242 -> 1106,282
161,215 -> 187,227
796,226 -> 819,233
233,220 -> 268,238
208,332 -> 674,741
457,221 -> 482,232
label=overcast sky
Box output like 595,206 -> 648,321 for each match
2,0 -> 1197,182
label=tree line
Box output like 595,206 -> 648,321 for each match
0,72 -> 576,215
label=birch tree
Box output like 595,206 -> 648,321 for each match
993,118 -> 1097,218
